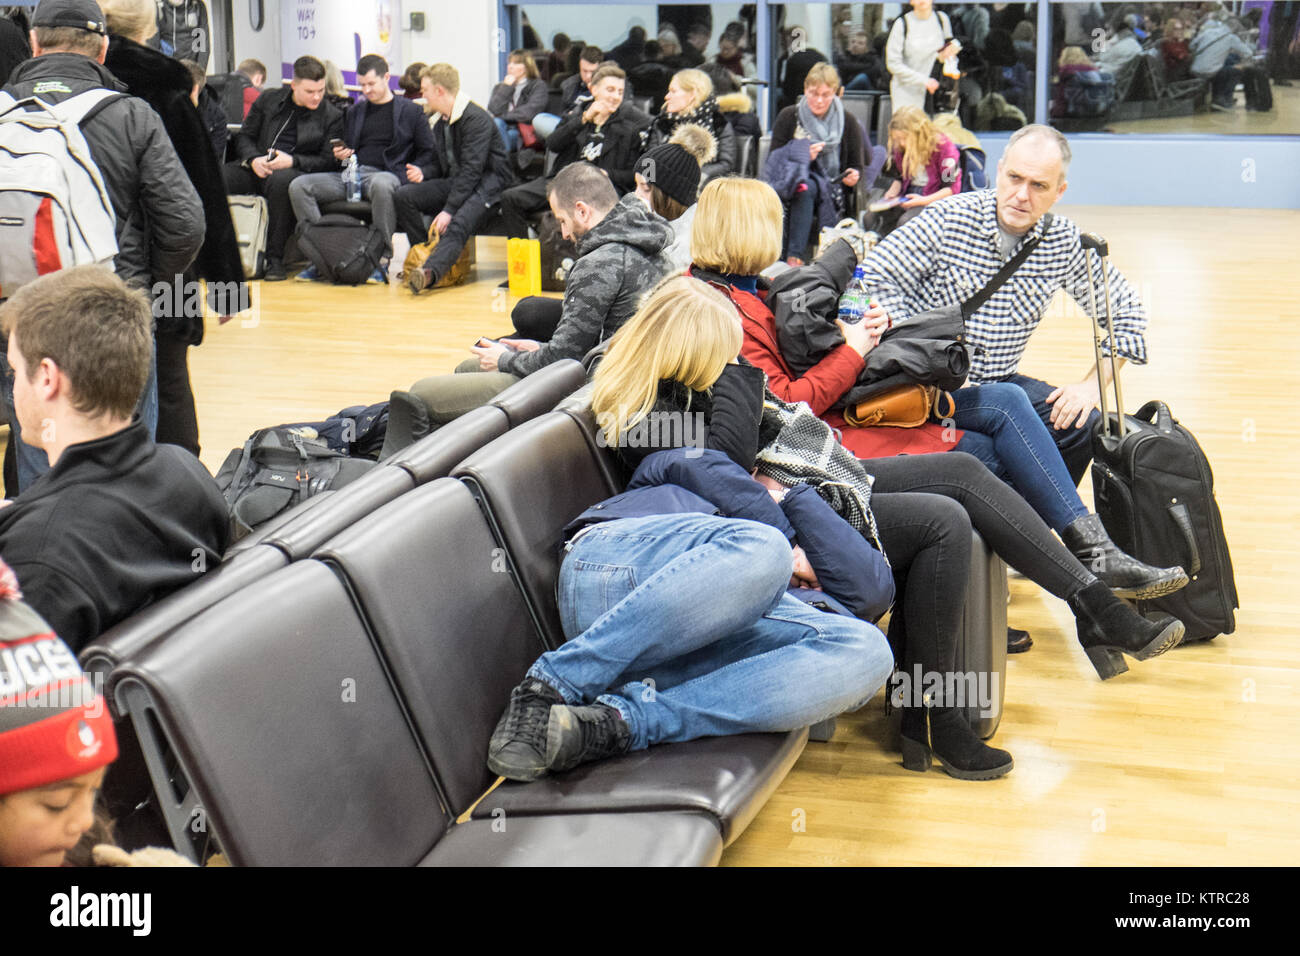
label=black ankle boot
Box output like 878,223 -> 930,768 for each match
1061,514 -> 1189,600
379,390 -> 432,460
1068,580 -> 1185,680
900,705 -> 1013,781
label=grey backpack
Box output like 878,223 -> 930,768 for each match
0,89 -> 122,299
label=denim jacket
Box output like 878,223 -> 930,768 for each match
565,448 -> 893,621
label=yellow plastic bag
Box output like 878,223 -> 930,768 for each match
507,238 -> 542,297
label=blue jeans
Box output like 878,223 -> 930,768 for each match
2,338 -> 157,493
529,513 -> 894,751
531,112 -> 560,140
949,382 -> 1090,533
493,117 -> 521,152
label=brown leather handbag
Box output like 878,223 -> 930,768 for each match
844,384 -> 956,428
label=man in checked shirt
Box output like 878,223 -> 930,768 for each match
859,124 -> 1142,488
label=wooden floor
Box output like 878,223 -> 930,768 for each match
190,206 -> 1300,866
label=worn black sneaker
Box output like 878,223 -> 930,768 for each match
486,678 -> 565,781
545,703 -> 631,774
262,258 -> 287,281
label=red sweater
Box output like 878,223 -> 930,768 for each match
723,282 -> 961,459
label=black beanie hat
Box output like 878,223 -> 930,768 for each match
635,143 -> 701,208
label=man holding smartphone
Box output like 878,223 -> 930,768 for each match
224,55 -> 344,280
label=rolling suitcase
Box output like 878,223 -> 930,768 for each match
228,194 -> 268,279
955,529 -> 1007,739
1080,233 -> 1238,642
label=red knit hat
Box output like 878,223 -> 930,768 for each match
0,562 -> 117,796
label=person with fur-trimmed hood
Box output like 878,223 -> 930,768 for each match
642,67 -> 735,183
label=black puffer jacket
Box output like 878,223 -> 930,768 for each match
643,94 -> 736,183
3,53 -> 204,291
546,99 -> 652,194
152,0 -> 209,68
105,35 -> 242,335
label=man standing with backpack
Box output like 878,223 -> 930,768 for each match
1,0 -> 204,494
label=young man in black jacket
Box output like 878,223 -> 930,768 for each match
223,55 -> 344,280
2,0 -> 203,495
0,267 -> 229,653
498,62 -> 650,239
399,63 -> 511,293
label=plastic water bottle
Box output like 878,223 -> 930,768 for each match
343,155 -> 361,203
837,264 -> 872,323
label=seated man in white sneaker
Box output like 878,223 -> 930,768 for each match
0,267 -> 229,652
288,54 -> 435,283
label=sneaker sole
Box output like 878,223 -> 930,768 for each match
486,746 -> 549,782
1108,573 -> 1189,600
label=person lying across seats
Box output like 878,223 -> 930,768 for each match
485,277 -> 896,783
497,62 -> 651,239
289,54 -> 434,283
642,67 -> 736,183
398,63 -> 511,294
0,267 -> 230,653
486,49 -> 550,153
685,177 -> 1185,681
380,161 -> 672,457
763,62 -> 868,265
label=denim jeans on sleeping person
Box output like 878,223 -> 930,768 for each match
950,382 -> 1090,533
528,513 -> 893,751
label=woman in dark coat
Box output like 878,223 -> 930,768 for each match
100,0 -> 243,458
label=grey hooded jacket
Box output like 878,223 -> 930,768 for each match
498,193 -> 673,377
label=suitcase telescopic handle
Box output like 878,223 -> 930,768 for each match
1079,232 -> 1126,439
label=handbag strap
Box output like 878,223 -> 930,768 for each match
961,213 -> 1053,319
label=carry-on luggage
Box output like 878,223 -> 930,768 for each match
1080,233 -> 1238,642
297,213 -> 386,285
228,194 -> 268,279
888,529 -> 1007,740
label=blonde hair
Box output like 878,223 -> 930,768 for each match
671,68 -> 713,112
421,63 -> 460,95
888,106 -> 940,181
690,177 -> 783,275
804,61 -> 841,91
98,0 -> 156,43
323,60 -> 347,98
591,276 -> 742,447
1059,46 -> 1094,68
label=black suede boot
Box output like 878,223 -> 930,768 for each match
1062,514 -> 1188,600
900,705 -> 1014,781
1067,580 -> 1186,680
378,390 -> 432,460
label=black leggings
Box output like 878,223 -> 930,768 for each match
867,453 -> 1097,676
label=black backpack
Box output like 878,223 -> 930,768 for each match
214,402 -> 388,540
297,213 -> 386,285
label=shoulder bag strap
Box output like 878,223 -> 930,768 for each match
960,212 -> 1053,319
